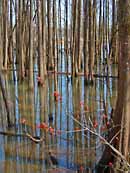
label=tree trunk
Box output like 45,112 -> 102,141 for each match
47,0 -> 53,70
52,0 -> 57,72
83,0 -> 89,82
93,0 -> 97,65
0,73 -> 11,126
117,0 -> 130,159
88,0 -> 94,82
37,0 -> 45,84
0,0 -> 3,69
98,0 -> 102,61
41,0 -> 47,77
96,0 -> 130,172
65,0 -> 68,57
2,0 -> 8,70
71,0 -> 77,77
77,0 -> 81,72
111,0 -> 117,64
8,0 -> 13,66
28,0 -> 34,89
18,0 -> 25,81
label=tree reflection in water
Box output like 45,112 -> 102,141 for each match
0,71 -> 117,173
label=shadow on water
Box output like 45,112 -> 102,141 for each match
0,67 -> 117,172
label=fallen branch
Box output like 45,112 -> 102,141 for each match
0,131 -> 25,137
0,130 -> 45,144
24,131 -> 45,143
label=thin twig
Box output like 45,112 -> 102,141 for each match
66,111 -> 130,168
109,130 -> 121,144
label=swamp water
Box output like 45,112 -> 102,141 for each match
0,67 -> 117,173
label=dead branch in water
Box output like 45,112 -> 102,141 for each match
0,130 -> 45,143
24,131 -> 45,143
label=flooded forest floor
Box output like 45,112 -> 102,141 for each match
0,64 -> 119,173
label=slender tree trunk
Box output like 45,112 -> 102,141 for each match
70,1 -> 74,56
58,0 -> 63,72
98,0 -> 102,61
65,0 -> 69,75
0,0 -> 3,69
8,0 -> 13,66
77,0 -> 81,72
65,0 -> 68,56
18,0 -> 25,81
52,0 -> 57,72
0,73 -> 11,126
47,0 -> 53,70
111,0 -> 117,64
53,0 -> 58,90
88,0 -> 94,82
71,0 -> 77,76
23,3 -> 30,77
15,0 -> 18,66
37,0 -> 45,84
83,0 -> 89,82
2,0 -> 8,70
102,0 -> 105,66
41,0 -> 47,77
93,0 -> 97,65
28,0 -> 34,89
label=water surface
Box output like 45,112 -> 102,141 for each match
0,68 -> 117,172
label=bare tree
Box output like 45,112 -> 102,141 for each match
83,0 -> 89,82
28,0 -> 34,89
88,0 -> 94,82
52,0 -> 57,72
0,0 -> 3,69
2,0 -> 8,70
97,0 -> 130,172
47,0 -> 53,70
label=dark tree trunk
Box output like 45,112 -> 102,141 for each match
96,0 -> 130,172
0,73 -> 11,126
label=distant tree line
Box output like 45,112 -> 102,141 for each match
0,0 -> 117,87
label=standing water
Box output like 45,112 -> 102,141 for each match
0,65 -> 117,173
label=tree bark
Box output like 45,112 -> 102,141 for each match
71,0 -> 77,77
77,0 -> 81,72
0,0 -> 3,69
52,0 -> 57,72
0,73 -> 11,126
47,0 -> 53,70
88,0 -> 94,82
37,0 -> 45,84
117,0 -> 130,159
2,0 -> 8,70
28,0 -> 34,89
83,0 -> 89,82
96,0 -> 130,172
